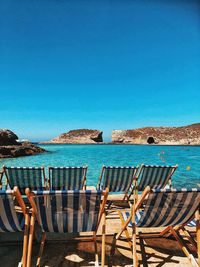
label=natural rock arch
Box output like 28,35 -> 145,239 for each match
147,136 -> 155,144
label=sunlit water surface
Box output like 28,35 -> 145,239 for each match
0,144 -> 199,188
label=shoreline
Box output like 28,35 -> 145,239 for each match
38,142 -> 200,147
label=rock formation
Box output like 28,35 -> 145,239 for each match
45,129 -> 103,144
0,129 -> 46,158
112,123 -> 200,145
0,129 -> 19,146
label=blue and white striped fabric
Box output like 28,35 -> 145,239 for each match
122,211 -> 199,228
138,165 -> 177,191
99,166 -> 138,192
121,188 -> 200,228
33,190 -> 102,233
5,167 -> 45,194
122,210 -> 143,226
0,190 -> 25,232
49,167 -> 87,190
187,219 -> 197,227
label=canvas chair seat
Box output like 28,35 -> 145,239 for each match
25,188 -> 108,267
97,166 -> 139,202
129,165 -> 178,201
122,210 -> 198,228
48,166 -> 87,190
2,166 -> 47,194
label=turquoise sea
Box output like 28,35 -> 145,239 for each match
0,144 -> 199,188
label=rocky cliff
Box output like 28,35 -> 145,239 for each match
112,123 -> 200,145
45,129 -> 103,144
0,129 -> 46,158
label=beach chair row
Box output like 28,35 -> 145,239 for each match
0,164 -> 178,196
0,186 -> 199,267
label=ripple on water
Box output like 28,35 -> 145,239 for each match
0,144 -> 199,188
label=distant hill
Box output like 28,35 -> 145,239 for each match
112,123 -> 200,145
44,129 -> 103,144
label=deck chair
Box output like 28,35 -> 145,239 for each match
2,166 -> 47,194
48,166 -> 87,190
25,188 -> 109,267
0,187 -> 29,267
117,187 -> 200,267
129,164 -> 178,201
97,166 -> 139,200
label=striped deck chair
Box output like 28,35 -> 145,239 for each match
117,187 -> 200,267
48,166 -> 87,190
25,188 -> 109,267
129,164 -> 178,201
97,166 -> 139,200
3,166 -> 47,194
0,187 -> 29,267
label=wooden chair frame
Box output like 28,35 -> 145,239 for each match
116,186 -> 199,267
128,164 -> 178,202
0,187 -> 30,267
0,170 -> 3,190
196,209 -> 200,266
25,188 -> 109,267
48,166 -> 88,190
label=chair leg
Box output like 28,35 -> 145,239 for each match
195,210 -> 200,267
22,213 -> 29,267
181,227 -> 197,252
132,222 -> 138,267
118,211 -> 132,249
101,211 -> 106,267
117,210 -> 138,266
36,232 -> 46,267
171,227 -> 198,267
162,224 -> 197,251
27,215 -> 35,267
135,189 -> 139,203
93,232 -> 99,267
123,193 -> 129,201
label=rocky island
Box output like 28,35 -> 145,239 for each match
0,129 -> 46,158
112,123 -> 200,145
44,129 -> 103,144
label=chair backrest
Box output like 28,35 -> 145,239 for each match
0,190 -> 25,232
98,166 -> 139,192
137,188 -> 200,228
3,166 -> 46,194
138,165 -> 177,191
28,190 -> 104,233
49,166 -> 87,190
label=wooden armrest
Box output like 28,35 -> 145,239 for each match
135,186 -> 151,212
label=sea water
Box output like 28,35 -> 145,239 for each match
0,144 -> 199,188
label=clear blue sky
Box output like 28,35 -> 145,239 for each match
0,0 -> 200,141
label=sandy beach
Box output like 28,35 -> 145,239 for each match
0,217 -> 196,266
